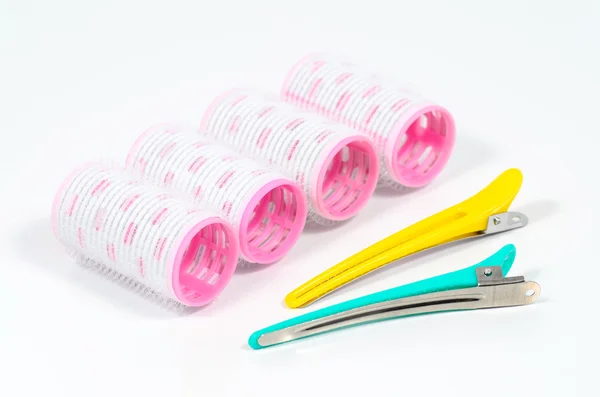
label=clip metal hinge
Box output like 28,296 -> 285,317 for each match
476,265 -> 525,285
483,212 -> 529,236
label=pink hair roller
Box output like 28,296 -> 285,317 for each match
125,123 -> 308,265
199,88 -> 380,226
51,162 -> 239,308
281,53 -> 456,190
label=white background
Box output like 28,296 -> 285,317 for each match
0,1 -> 597,396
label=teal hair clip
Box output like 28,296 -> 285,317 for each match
249,244 -> 540,349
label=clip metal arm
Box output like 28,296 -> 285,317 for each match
484,211 -> 528,235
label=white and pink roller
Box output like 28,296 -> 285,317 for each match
199,89 -> 380,226
125,123 -> 308,265
52,162 -> 239,308
281,53 -> 456,191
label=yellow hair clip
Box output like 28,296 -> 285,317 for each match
285,168 -> 528,309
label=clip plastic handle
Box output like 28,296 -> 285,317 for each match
249,244 -> 530,349
285,168 -> 526,309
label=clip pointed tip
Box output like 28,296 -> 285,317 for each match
248,332 -> 264,350
284,294 -> 304,309
504,242 -> 517,252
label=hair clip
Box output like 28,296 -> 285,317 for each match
249,244 -> 540,349
285,168 -> 528,309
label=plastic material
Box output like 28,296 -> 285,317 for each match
282,53 -> 456,190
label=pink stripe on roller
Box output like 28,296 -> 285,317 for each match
163,171 -> 175,186
257,106 -> 275,118
188,156 -> 207,173
154,237 -> 167,260
287,139 -> 300,160
362,85 -> 382,98
335,73 -> 353,85
77,228 -> 85,248
307,78 -> 323,99
121,194 -> 140,211
136,158 -> 147,174
106,244 -> 116,262
124,222 -> 137,245
139,257 -> 144,276
335,91 -> 351,112
228,115 -> 240,134
295,172 -> 305,188
391,99 -> 409,112
281,53 -> 456,189
68,195 -> 79,216
91,179 -> 110,196
222,201 -> 233,217
285,118 -> 305,131
364,104 -> 380,126
316,130 -> 335,144
257,127 -> 272,149
231,95 -> 247,106
152,207 -> 168,225
217,170 -> 235,188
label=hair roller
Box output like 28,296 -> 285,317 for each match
125,123 -> 308,265
51,162 -> 239,308
199,89 -> 380,226
281,53 -> 456,191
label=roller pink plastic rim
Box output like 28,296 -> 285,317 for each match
238,178 -> 307,263
281,53 -> 456,188
51,162 -> 240,307
311,134 -> 378,220
125,124 -> 308,264
168,216 -> 238,306
199,89 -> 380,222
385,104 -> 455,187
